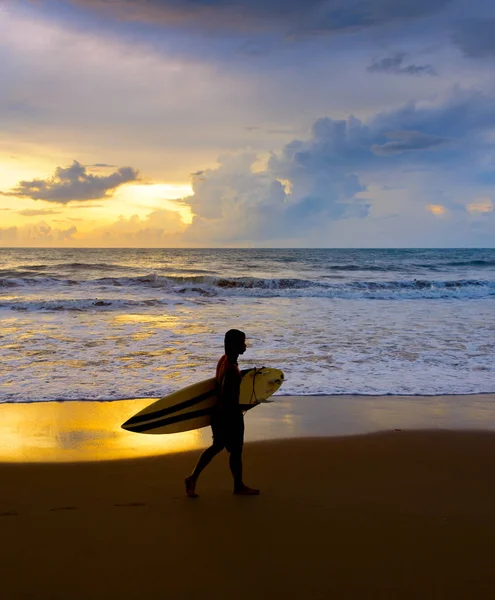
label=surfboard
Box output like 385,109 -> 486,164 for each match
121,367 -> 284,435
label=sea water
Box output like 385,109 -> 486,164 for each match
0,248 -> 494,402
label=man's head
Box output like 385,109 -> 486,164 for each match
224,329 -> 246,356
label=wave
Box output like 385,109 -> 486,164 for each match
0,297 -> 169,312
202,277 -> 495,299
46,262 -> 218,275
2,259 -> 493,285
325,264 -> 402,271
441,259 -> 495,267
0,276 -> 62,288
1,278 -> 494,311
323,259 -> 495,271
51,262 -> 137,271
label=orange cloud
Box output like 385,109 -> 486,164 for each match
426,204 -> 446,216
467,199 -> 493,214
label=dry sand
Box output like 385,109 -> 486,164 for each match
2,429 -> 495,599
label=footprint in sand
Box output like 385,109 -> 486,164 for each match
114,502 -> 146,507
50,506 -> 78,511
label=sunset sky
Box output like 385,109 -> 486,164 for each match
1,0 -> 494,247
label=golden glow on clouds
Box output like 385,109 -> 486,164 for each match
426,204 -> 446,216
467,198 -> 493,214
113,183 -> 194,223
0,155 -> 195,246
277,179 -> 293,195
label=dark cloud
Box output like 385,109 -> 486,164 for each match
368,53 -> 437,76
72,0 -> 452,35
89,163 -> 118,168
371,131 -> 450,155
3,161 -> 138,204
453,19 -> 495,58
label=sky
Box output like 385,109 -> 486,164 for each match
0,0 -> 494,247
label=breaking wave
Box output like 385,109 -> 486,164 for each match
1,277 -> 494,311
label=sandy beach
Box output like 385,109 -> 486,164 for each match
1,398 -> 495,599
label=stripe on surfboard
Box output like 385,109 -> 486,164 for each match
124,407 -> 214,433
123,388 -> 217,427
123,369 -> 256,428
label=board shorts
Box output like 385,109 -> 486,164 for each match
210,407 -> 244,453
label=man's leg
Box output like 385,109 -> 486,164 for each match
229,448 -> 243,490
228,415 -> 259,496
230,448 -> 259,495
185,443 -> 223,497
185,413 -> 226,497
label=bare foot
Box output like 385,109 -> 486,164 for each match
185,476 -> 199,498
233,485 -> 260,496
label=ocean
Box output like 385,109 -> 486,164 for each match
0,248 -> 494,402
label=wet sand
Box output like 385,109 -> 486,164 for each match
2,430 -> 495,599
1,393 -> 495,461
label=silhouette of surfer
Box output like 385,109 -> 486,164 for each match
185,329 -> 260,497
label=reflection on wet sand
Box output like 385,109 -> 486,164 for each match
0,394 -> 494,462
0,400 -> 211,462
250,394 -> 495,441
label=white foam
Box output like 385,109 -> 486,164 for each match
0,297 -> 494,402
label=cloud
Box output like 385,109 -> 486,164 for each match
183,127 -> 372,243
3,161 -> 139,204
0,206 -> 187,247
177,88 -> 495,245
368,89 -> 495,144
0,222 -> 78,245
17,209 -> 62,217
83,209 -> 187,246
467,198 -> 493,213
426,204 -> 447,216
453,19 -> 495,58
0,227 -> 17,243
0,2 -> 463,190
71,0 -> 453,35
371,130 -> 450,155
367,53 -> 437,76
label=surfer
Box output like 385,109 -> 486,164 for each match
185,329 -> 260,497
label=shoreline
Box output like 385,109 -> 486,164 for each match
1,393 -> 494,462
2,390 -> 495,404
2,431 -> 495,599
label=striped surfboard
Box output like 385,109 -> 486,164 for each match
121,367 -> 284,435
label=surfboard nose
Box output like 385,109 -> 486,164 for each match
268,370 -> 284,385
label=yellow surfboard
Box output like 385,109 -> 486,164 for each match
121,367 -> 284,435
